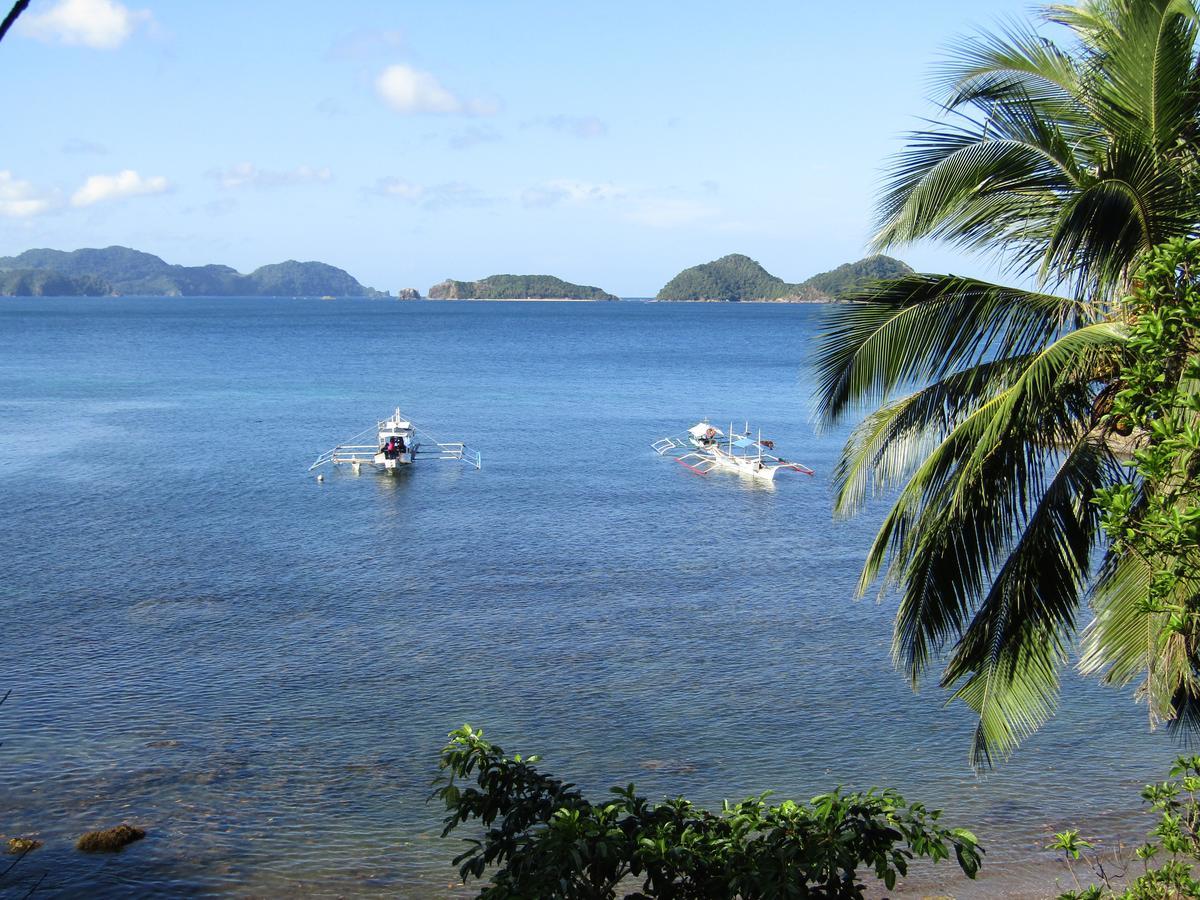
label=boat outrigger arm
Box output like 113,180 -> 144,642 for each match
652,420 -> 814,482
309,408 -> 481,474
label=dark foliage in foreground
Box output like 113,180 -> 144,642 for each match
434,725 -> 981,899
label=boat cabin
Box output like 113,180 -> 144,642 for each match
688,421 -> 724,448
376,412 -> 416,464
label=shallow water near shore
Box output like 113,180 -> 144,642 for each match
0,297 -> 1180,897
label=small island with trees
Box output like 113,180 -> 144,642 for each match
655,253 -> 912,302
427,274 -> 618,301
0,246 -> 389,297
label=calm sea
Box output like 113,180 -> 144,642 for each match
0,298 -> 1179,897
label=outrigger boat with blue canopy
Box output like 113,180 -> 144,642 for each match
310,407 -> 481,476
652,420 -> 813,482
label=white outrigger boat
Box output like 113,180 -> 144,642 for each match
652,421 -> 814,482
309,407 -> 481,476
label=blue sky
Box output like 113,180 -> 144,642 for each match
3,0 -> 1041,295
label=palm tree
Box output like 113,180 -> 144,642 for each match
816,0 -> 1200,766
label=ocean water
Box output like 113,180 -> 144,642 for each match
0,297 -> 1180,897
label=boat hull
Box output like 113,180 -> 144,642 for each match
708,453 -> 780,480
374,451 -> 414,469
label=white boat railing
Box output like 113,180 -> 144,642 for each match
651,436 -> 686,455
675,451 -> 717,475
309,418 -> 482,472
414,441 -> 482,470
309,444 -> 379,469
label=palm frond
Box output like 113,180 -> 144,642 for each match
877,0 -> 1200,298
1081,0 -> 1200,151
873,113 -> 1084,259
815,276 -> 1087,424
829,0 -> 1200,762
832,356 -> 1031,515
941,438 -> 1118,767
861,324 -> 1124,688
1083,546 -> 1200,735
1080,550 -> 1157,692
935,20 -> 1083,122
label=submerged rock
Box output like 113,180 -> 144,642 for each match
76,824 -> 145,852
7,837 -> 42,853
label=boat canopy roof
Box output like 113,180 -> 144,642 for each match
732,436 -> 756,448
689,422 -> 723,438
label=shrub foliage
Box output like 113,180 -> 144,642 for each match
434,725 -> 981,899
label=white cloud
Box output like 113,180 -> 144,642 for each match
520,178 -> 719,228
61,138 -> 108,155
522,179 -> 626,208
422,182 -> 493,209
327,29 -> 405,61
375,64 -> 493,115
0,172 -> 54,218
209,163 -> 333,190
373,177 -> 425,200
370,177 -> 494,210
19,0 -> 151,49
71,169 -> 169,207
526,115 -> 608,139
625,198 -> 717,228
448,125 -> 502,150
316,97 -> 348,118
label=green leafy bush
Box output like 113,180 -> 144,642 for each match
434,725 -> 981,898
1095,237 -> 1200,722
1054,756 -> 1200,899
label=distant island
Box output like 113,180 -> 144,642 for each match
0,246 -> 913,302
655,253 -> 912,302
0,246 -> 388,297
428,274 -> 618,301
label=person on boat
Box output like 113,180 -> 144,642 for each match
384,438 -> 396,458
396,436 -> 406,455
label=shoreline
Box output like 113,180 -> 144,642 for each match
421,296 -> 615,302
652,298 -> 838,304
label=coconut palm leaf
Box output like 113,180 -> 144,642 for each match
820,0 -> 1200,762
1080,551 -> 1160,700
815,275 -> 1087,423
873,112 -> 1085,264
1083,521 -> 1200,737
875,0 -> 1200,300
941,438 -> 1118,766
935,21 -> 1082,114
832,356 -> 1033,515
854,323 -> 1121,607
